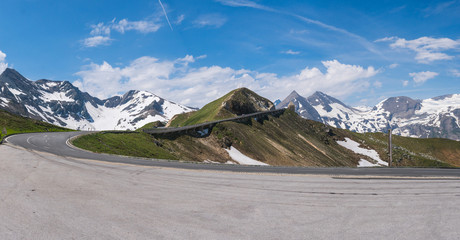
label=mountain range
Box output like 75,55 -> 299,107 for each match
1,67 -> 459,140
0,68 -> 194,130
276,90 -> 460,141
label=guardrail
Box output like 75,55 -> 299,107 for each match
143,108 -> 286,136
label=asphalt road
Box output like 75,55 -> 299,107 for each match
2,132 -> 460,239
4,131 -> 460,178
1,143 -> 459,239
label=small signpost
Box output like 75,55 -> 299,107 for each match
2,127 -> 6,136
388,129 -> 392,167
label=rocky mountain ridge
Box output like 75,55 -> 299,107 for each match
0,68 -> 194,130
277,90 -> 460,140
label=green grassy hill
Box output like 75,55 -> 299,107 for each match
0,109 -> 71,141
168,87 -> 274,127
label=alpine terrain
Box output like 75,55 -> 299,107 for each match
277,91 -> 460,141
0,68 -> 194,130
72,87 -> 460,168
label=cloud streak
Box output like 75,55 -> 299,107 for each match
216,0 -> 379,54
158,0 -> 173,31
282,49 -> 300,55
73,55 -> 379,107
193,14 -> 227,28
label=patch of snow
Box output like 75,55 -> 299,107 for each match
357,159 -> 379,167
354,106 -> 372,112
337,138 -> 388,167
40,90 -> 74,102
225,146 -> 269,166
204,159 -> 220,164
0,97 -> 9,103
8,88 -> 25,96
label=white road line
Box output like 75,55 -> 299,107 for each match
65,138 -> 76,151
26,136 -> 38,148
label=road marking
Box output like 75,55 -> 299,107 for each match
26,136 -> 37,147
65,138 -> 76,151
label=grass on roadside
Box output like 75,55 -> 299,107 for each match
72,132 -> 178,160
348,131 -> 458,167
0,109 -> 72,141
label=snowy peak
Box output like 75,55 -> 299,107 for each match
280,90 -> 460,140
379,96 -> 421,118
0,68 -> 194,130
277,90 -> 304,108
307,91 -> 349,108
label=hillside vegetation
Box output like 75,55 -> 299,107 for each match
0,109 -> 71,141
168,87 -> 274,127
349,132 -> 459,167
73,88 -> 460,167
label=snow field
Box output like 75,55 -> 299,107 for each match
225,146 -> 269,166
336,138 -> 387,167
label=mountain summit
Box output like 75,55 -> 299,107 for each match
0,68 -> 194,130
277,91 -> 460,140
168,88 -> 275,127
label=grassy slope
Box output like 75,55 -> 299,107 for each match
348,132 -> 459,167
168,90 -> 235,127
72,132 -> 177,160
0,109 -> 71,140
168,87 -> 274,127
136,121 -> 165,131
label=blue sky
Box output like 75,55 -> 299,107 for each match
0,0 -> 459,107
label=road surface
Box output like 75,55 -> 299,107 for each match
4,131 -> 460,177
1,132 -> 459,239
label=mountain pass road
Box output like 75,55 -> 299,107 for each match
1,132 -> 459,239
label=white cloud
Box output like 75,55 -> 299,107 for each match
282,50 -> 300,55
373,81 -> 382,88
82,36 -> 112,48
74,56 -> 379,107
278,60 -> 379,99
450,69 -> 460,77
193,14 -> 227,28
111,19 -> 161,34
409,71 -> 438,85
82,18 -> 161,47
377,36 -> 460,63
402,80 -> 409,87
175,14 -> 185,25
389,63 -> 399,69
0,50 -> 8,74
89,22 -> 112,36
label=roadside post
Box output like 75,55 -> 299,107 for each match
388,129 -> 392,167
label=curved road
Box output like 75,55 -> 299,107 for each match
1,131 -> 460,239
4,131 -> 460,177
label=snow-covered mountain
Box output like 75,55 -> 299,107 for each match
0,68 -> 194,130
277,90 -> 460,141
